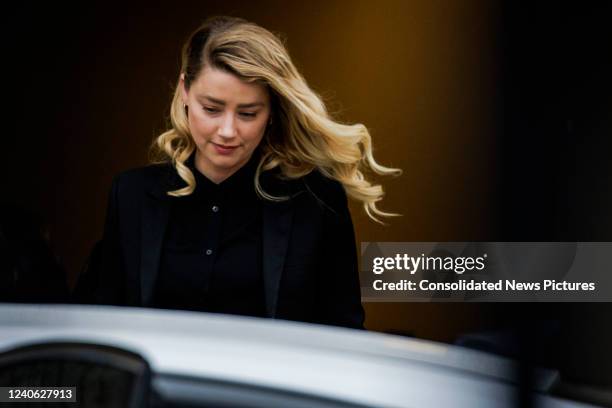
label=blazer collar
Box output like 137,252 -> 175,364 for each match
146,163 -> 184,201
259,170 -> 302,318
139,163 -> 304,317
138,165 -> 180,306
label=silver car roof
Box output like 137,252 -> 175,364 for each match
0,304 -> 593,408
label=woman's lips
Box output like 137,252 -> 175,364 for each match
212,142 -> 239,155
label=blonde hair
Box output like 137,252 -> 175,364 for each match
151,16 -> 401,222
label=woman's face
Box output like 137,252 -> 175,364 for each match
181,66 -> 271,183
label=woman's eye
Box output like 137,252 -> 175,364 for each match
203,106 -> 220,114
239,112 -> 257,118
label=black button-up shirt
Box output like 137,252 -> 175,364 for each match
152,152 -> 265,317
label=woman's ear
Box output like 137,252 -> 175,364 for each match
179,73 -> 188,105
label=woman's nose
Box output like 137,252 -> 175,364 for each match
218,113 -> 237,139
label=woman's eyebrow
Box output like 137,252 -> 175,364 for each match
198,95 -> 265,108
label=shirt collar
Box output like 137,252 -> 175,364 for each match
187,149 -> 260,198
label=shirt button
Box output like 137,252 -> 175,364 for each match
205,249 -> 213,255
212,205 -> 219,213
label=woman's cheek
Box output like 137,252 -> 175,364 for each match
191,119 -> 214,139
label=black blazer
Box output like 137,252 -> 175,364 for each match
74,163 -> 365,329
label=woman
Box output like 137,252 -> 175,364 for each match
75,16 -> 400,329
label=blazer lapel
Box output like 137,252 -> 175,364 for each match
140,167 -> 179,306
140,195 -> 170,306
260,172 -> 305,318
262,199 -> 294,318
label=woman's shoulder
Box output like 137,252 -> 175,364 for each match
302,170 -> 345,198
262,168 -> 347,214
299,170 -> 349,215
110,163 -> 175,195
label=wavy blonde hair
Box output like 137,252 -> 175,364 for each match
151,16 -> 401,222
